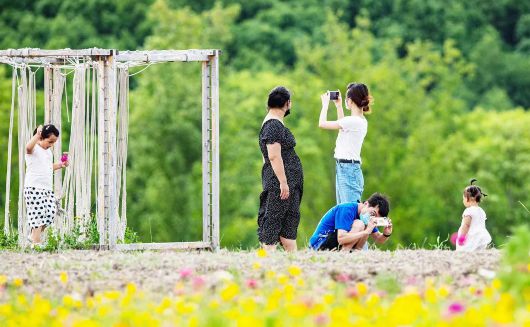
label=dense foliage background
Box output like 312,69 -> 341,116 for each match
0,0 -> 528,248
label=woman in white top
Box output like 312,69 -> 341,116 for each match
24,124 -> 69,245
319,83 -> 372,204
456,179 -> 492,251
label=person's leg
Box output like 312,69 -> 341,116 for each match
354,228 -> 369,250
258,189 -> 289,250
280,237 -> 296,251
340,219 -> 365,252
24,187 -> 39,244
351,164 -> 364,203
317,230 -> 340,251
31,226 -> 43,243
336,162 -> 350,204
279,188 -> 302,252
335,163 -> 341,204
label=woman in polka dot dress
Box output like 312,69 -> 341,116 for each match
24,124 -> 69,245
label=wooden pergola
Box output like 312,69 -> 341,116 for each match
0,48 -> 220,251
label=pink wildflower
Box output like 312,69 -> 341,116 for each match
448,302 -> 465,314
179,268 -> 193,279
246,279 -> 258,289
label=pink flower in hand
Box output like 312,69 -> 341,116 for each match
457,235 -> 466,246
450,232 -> 458,245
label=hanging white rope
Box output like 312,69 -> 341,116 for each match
16,66 -> 37,246
116,67 -> 129,241
3,68 -> 17,235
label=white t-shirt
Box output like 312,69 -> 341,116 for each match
456,206 -> 492,251
24,144 -> 53,191
333,116 -> 368,162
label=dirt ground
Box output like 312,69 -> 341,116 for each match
0,249 -> 500,298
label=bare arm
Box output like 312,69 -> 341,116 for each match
371,218 -> 393,244
53,162 -> 68,171
266,143 -> 289,200
458,215 -> 472,237
371,232 -> 390,244
318,93 -> 341,130
26,125 -> 42,154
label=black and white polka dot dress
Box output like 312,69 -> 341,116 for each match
24,187 -> 56,229
257,119 -> 304,244
24,144 -> 56,229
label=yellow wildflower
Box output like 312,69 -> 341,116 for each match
13,278 -> 23,287
425,287 -> 437,303
287,265 -> 301,277
252,262 -> 262,270
438,286 -> 449,298
491,278 -> 502,290
59,272 -> 68,285
257,248 -> 267,258
356,282 -> 368,296
220,282 -> 240,301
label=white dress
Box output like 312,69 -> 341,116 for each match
456,206 -> 492,251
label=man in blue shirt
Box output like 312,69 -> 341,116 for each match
309,193 -> 393,251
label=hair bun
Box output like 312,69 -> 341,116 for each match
470,178 -> 478,185
360,99 -> 369,107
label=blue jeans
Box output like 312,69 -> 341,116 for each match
335,162 -> 364,204
335,161 -> 368,250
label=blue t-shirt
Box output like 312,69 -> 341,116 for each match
309,202 -> 378,249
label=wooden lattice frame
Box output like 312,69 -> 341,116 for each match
0,48 -> 221,251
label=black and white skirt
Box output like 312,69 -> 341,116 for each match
23,187 -> 56,229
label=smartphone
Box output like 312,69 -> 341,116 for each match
374,217 -> 390,227
328,90 -> 339,100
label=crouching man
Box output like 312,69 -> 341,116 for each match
309,193 -> 393,251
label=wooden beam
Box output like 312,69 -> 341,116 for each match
115,242 -> 212,251
115,50 -> 216,62
0,48 -> 112,57
0,57 -> 63,65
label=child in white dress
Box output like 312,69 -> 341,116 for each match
456,180 -> 492,251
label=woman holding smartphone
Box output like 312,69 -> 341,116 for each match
318,82 -> 372,204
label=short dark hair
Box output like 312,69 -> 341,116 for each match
366,192 -> 390,217
33,124 -> 60,139
267,86 -> 290,109
346,82 -> 372,113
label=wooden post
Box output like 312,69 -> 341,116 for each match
106,51 -> 118,249
97,58 -> 107,245
210,51 -> 220,250
201,60 -> 211,245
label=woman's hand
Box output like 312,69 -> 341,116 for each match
61,160 -> 69,168
383,218 -> 393,235
280,182 -> 290,200
321,93 -> 330,108
333,91 -> 342,108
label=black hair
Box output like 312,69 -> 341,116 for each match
267,86 -> 290,109
366,192 -> 390,217
464,178 -> 487,203
33,124 -> 60,139
346,82 -> 372,113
